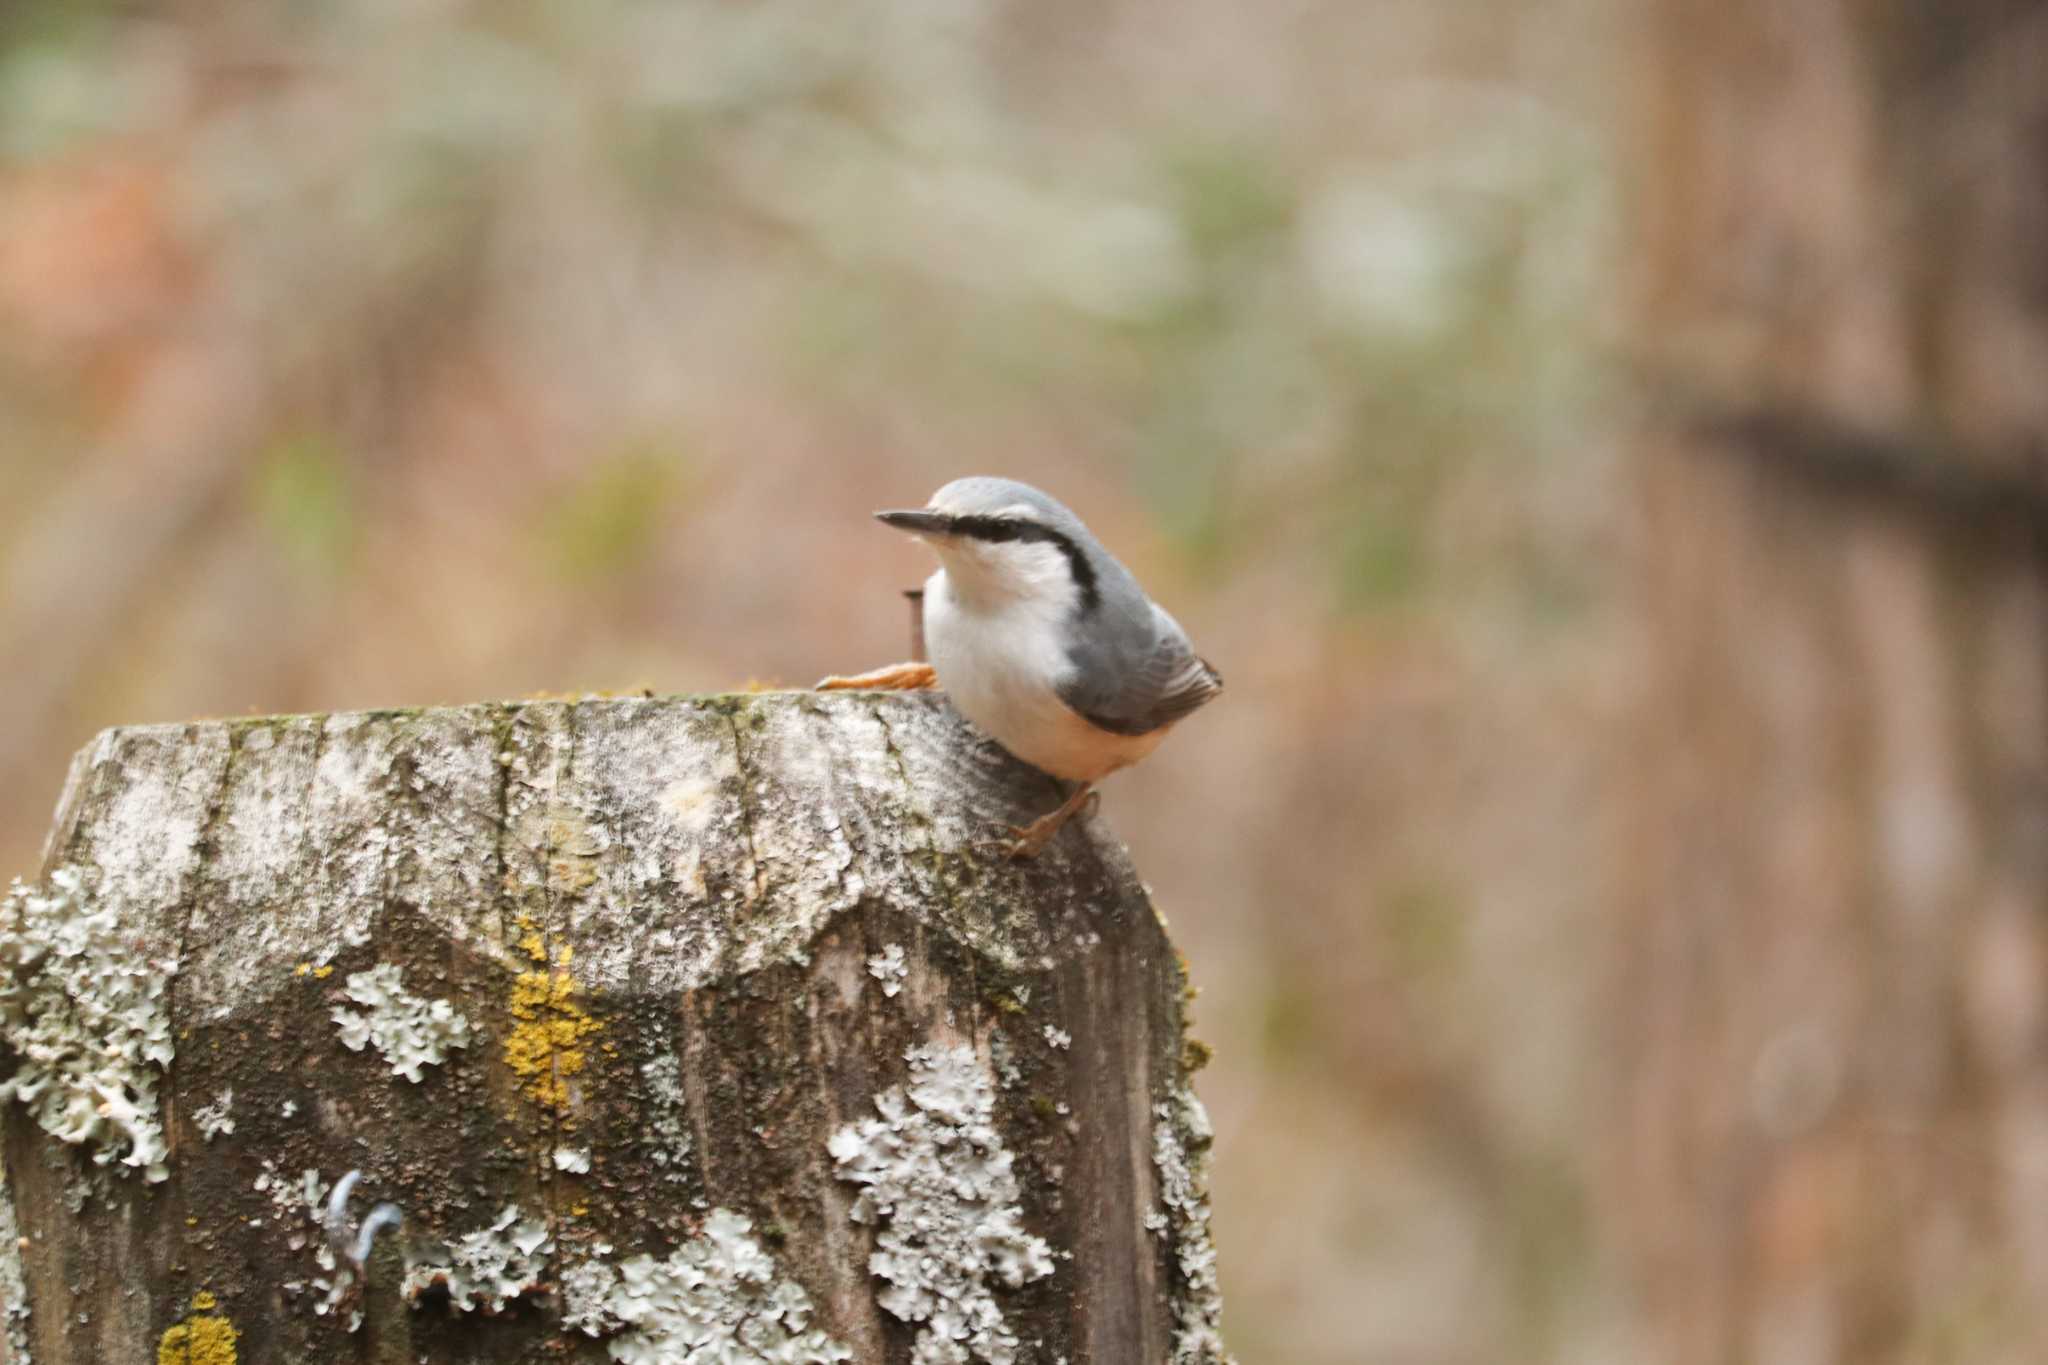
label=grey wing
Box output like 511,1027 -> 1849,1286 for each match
1058,604 -> 1223,738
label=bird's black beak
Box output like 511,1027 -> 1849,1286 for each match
875,509 -> 956,536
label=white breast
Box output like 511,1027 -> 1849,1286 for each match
922,567 -> 1166,783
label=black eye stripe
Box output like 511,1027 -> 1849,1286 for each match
947,515 -> 1101,613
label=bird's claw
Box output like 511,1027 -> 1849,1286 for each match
1001,824 -> 1055,861
966,823 -> 1051,861
987,790 -> 1098,861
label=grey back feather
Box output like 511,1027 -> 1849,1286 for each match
931,478 -> 1223,736
1060,602 -> 1222,736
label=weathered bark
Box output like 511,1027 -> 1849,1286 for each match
0,693 -> 1227,1364
1621,2 -> 2048,1361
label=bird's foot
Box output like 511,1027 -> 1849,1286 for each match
992,783 -> 1097,860
815,661 -> 939,691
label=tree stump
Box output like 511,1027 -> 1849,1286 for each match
0,693 -> 1229,1364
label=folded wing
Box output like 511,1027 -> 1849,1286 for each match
1059,605 -> 1223,737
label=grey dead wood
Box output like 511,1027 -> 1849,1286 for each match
0,693 -> 1227,1364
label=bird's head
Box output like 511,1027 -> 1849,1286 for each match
877,477 -> 1103,612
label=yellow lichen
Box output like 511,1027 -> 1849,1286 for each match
190,1292 -> 216,1311
518,932 -> 548,964
157,1306 -> 237,1365
294,962 -> 311,977
504,969 -> 603,1114
312,965 -> 333,980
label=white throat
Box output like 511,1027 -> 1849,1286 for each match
931,538 -> 1077,614
920,552 -> 1166,784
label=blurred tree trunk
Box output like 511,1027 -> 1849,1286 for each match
1619,2 -> 2048,1361
0,695 -> 1228,1364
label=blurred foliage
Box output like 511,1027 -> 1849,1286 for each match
1501,1152 -> 1593,1351
253,434 -> 357,579
10,1 -> 2037,1357
1382,876 -> 1466,982
1256,976 -> 1324,1073
1165,141 -> 1297,266
541,443 -> 692,582
0,4 -> 1627,1361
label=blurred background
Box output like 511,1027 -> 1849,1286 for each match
4,1 -> 2046,1361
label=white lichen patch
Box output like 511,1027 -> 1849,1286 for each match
0,866 -> 177,1181
253,1162 -> 358,1323
640,1052 -> 694,1181
193,1088 -> 235,1141
989,1031 -> 1021,1089
553,1147 -> 592,1174
556,1254 -> 620,1338
252,1161 -> 328,1235
405,1205 -> 552,1314
558,1207 -> 851,1364
331,963 -> 472,1082
1151,1087 -> 1233,1365
1042,1025 -> 1071,1052
0,1151 -> 30,1362
867,943 -> 908,997
829,1044 -> 1054,1364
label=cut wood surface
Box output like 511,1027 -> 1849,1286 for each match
0,692 -> 1228,1364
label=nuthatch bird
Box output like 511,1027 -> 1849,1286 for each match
820,476 -> 1222,858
